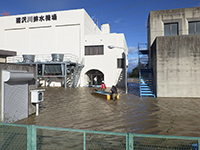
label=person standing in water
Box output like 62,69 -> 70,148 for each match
100,81 -> 106,91
94,76 -> 97,86
109,85 -> 118,100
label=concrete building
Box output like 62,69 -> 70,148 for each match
0,9 -> 128,88
147,7 -> 200,97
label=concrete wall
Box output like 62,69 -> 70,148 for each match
148,7 -> 200,47
0,63 -> 36,120
150,39 -> 157,96
151,35 -> 200,97
147,7 -> 200,66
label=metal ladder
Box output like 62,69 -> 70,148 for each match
138,43 -> 156,97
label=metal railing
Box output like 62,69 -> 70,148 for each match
6,53 -> 78,64
0,123 -> 199,150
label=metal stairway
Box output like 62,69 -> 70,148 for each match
138,43 -> 156,97
139,69 -> 155,97
70,63 -> 84,89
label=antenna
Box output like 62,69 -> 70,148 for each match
92,15 -> 98,27
95,19 -> 98,27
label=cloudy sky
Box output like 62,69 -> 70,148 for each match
0,0 -> 199,72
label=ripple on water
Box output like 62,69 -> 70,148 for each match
16,83 -> 200,137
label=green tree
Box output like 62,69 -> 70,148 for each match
129,65 -> 139,78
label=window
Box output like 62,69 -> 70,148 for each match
164,23 -> 178,36
189,21 -> 200,34
85,45 -> 104,55
117,58 -> 124,68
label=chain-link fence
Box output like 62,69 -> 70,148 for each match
0,123 -> 199,150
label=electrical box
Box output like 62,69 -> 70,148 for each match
30,89 -> 45,103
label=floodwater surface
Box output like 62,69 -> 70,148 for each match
16,81 -> 200,137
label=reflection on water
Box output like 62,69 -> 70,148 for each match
16,81 -> 200,137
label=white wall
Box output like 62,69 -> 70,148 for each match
84,11 -> 101,35
83,33 -> 127,87
0,9 -> 128,88
0,9 -> 85,60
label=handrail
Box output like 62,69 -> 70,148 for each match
6,53 -> 78,63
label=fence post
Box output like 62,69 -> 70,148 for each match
126,133 -> 133,150
128,133 -> 133,150
83,132 -> 86,150
27,125 -> 37,150
198,139 -> 200,150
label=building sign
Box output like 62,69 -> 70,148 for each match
16,14 -> 57,24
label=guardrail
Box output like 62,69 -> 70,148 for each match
0,123 -> 199,150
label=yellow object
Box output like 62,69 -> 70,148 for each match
107,94 -> 119,100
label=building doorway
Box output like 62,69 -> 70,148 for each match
85,69 -> 104,86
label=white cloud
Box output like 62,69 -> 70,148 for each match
128,46 -> 137,54
128,57 -> 138,72
114,18 -> 121,23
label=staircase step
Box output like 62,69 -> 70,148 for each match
141,87 -> 152,91
139,68 -> 155,97
140,85 -> 153,87
141,91 -> 154,93
141,94 -> 154,97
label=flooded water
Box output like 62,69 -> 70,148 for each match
16,80 -> 200,137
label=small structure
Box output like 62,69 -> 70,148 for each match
1,70 -> 34,122
0,49 -> 16,63
14,53 -> 84,89
30,89 -> 45,116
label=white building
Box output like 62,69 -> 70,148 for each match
0,9 -> 128,88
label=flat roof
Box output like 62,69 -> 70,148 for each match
0,49 -> 17,58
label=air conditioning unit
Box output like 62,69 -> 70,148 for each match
30,89 -> 45,103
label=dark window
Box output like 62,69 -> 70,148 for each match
189,21 -> 200,34
164,23 -> 178,36
117,58 -> 124,68
85,45 -> 104,55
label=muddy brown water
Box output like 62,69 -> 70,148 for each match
16,81 -> 200,137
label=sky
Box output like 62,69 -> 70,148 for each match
0,0 -> 200,72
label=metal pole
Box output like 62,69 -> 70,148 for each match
125,50 -> 128,94
108,45 -> 128,94
36,103 -> 39,116
36,63 -> 38,88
